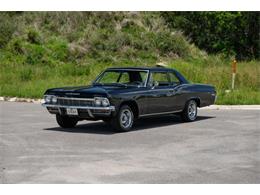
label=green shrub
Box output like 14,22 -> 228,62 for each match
46,37 -> 69,61
19,67 -> 33,81
8,38 -> 25,54
154,31 -> 190,58
27,28 -> 41,44
0,13 -> 16,48
25,44 -> 45,65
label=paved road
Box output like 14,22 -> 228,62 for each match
0,101 -> 259,183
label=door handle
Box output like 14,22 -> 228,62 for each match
151,94 -> 160,98
169,89 -> 178,95
166,90 -> 175,96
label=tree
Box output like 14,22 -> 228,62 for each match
162,12 -> 260,60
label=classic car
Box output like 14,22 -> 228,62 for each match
42,66 -> 216,132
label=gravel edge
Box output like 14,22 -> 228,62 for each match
0,96 -> 42,104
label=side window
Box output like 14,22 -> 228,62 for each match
118,72 -> 130,83
150,72 -> 170,86
169,72 -> 180,85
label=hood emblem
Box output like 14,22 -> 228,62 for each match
65,93 -> 80,95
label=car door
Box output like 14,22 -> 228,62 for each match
168,71 -> 186,111
146,71 -> 176,114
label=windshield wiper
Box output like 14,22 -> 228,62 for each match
92,83 -> 104,86
112,83 -> 128,87
93,83 -> 128,87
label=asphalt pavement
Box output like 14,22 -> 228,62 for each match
0,101 -> 259,183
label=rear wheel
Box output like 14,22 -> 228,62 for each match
181,100 -> 197,122
56,114 -> 78,128
111,105 -> 134,132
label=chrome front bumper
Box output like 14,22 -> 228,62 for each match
42,103 -> 115,117
42,103 -> 115,111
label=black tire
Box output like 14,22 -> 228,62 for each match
111,105 -> 134,132
56,114 -> 78,128
181,100 -> 198,122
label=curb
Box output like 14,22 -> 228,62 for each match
1,96 -> 260,110
199,105 -> 260,110
0,96 -> 42,104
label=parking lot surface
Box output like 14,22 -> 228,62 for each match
0,101 -> 259,183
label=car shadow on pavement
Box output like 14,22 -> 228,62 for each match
43,115 -> 215,135
132,115 -> 215,132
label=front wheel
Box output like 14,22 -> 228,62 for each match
181,100 -> 198,122
56,114 -> 78,128
111,105 -> 134,132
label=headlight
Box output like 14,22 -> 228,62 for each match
44,95 -> 57,103
52,96 -> 57,103
94,98 -> 102,106
101,98 -> 109,107
44,95 -> 52,103
94,97 -> 110,107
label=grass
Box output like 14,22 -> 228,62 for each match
0,12 -> 259,104
1,53 -> 259,104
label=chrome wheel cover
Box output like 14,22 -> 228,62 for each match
120,109 -> 133,129
188,101 -> 197,120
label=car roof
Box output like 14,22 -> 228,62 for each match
106,66 -> 175,72
105,66 -> 189,84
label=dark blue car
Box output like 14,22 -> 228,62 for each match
42,66 -> 216,132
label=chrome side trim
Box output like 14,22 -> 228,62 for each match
139,110 -> 183,117
42,104 -> 115,111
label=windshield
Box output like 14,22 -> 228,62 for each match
94,70 -> 148,87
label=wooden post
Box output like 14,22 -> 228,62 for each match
231,59 -> 237,90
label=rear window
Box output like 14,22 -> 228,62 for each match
149,72 -> 170,86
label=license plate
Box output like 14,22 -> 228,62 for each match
66,108 -> 78,115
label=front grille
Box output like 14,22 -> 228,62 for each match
57,97 -> 93,107
78,109 -> 91,118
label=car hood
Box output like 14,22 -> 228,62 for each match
45,85 -> 138,98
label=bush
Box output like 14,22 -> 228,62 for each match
154,31 -> 190,58
0,13 -> 16,48
8,38 -> 25,54
46,37 -> 69,61
27,28 -> 41,44
25,44 -> 45,65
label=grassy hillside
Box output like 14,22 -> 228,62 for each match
0,12 -> 259,104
